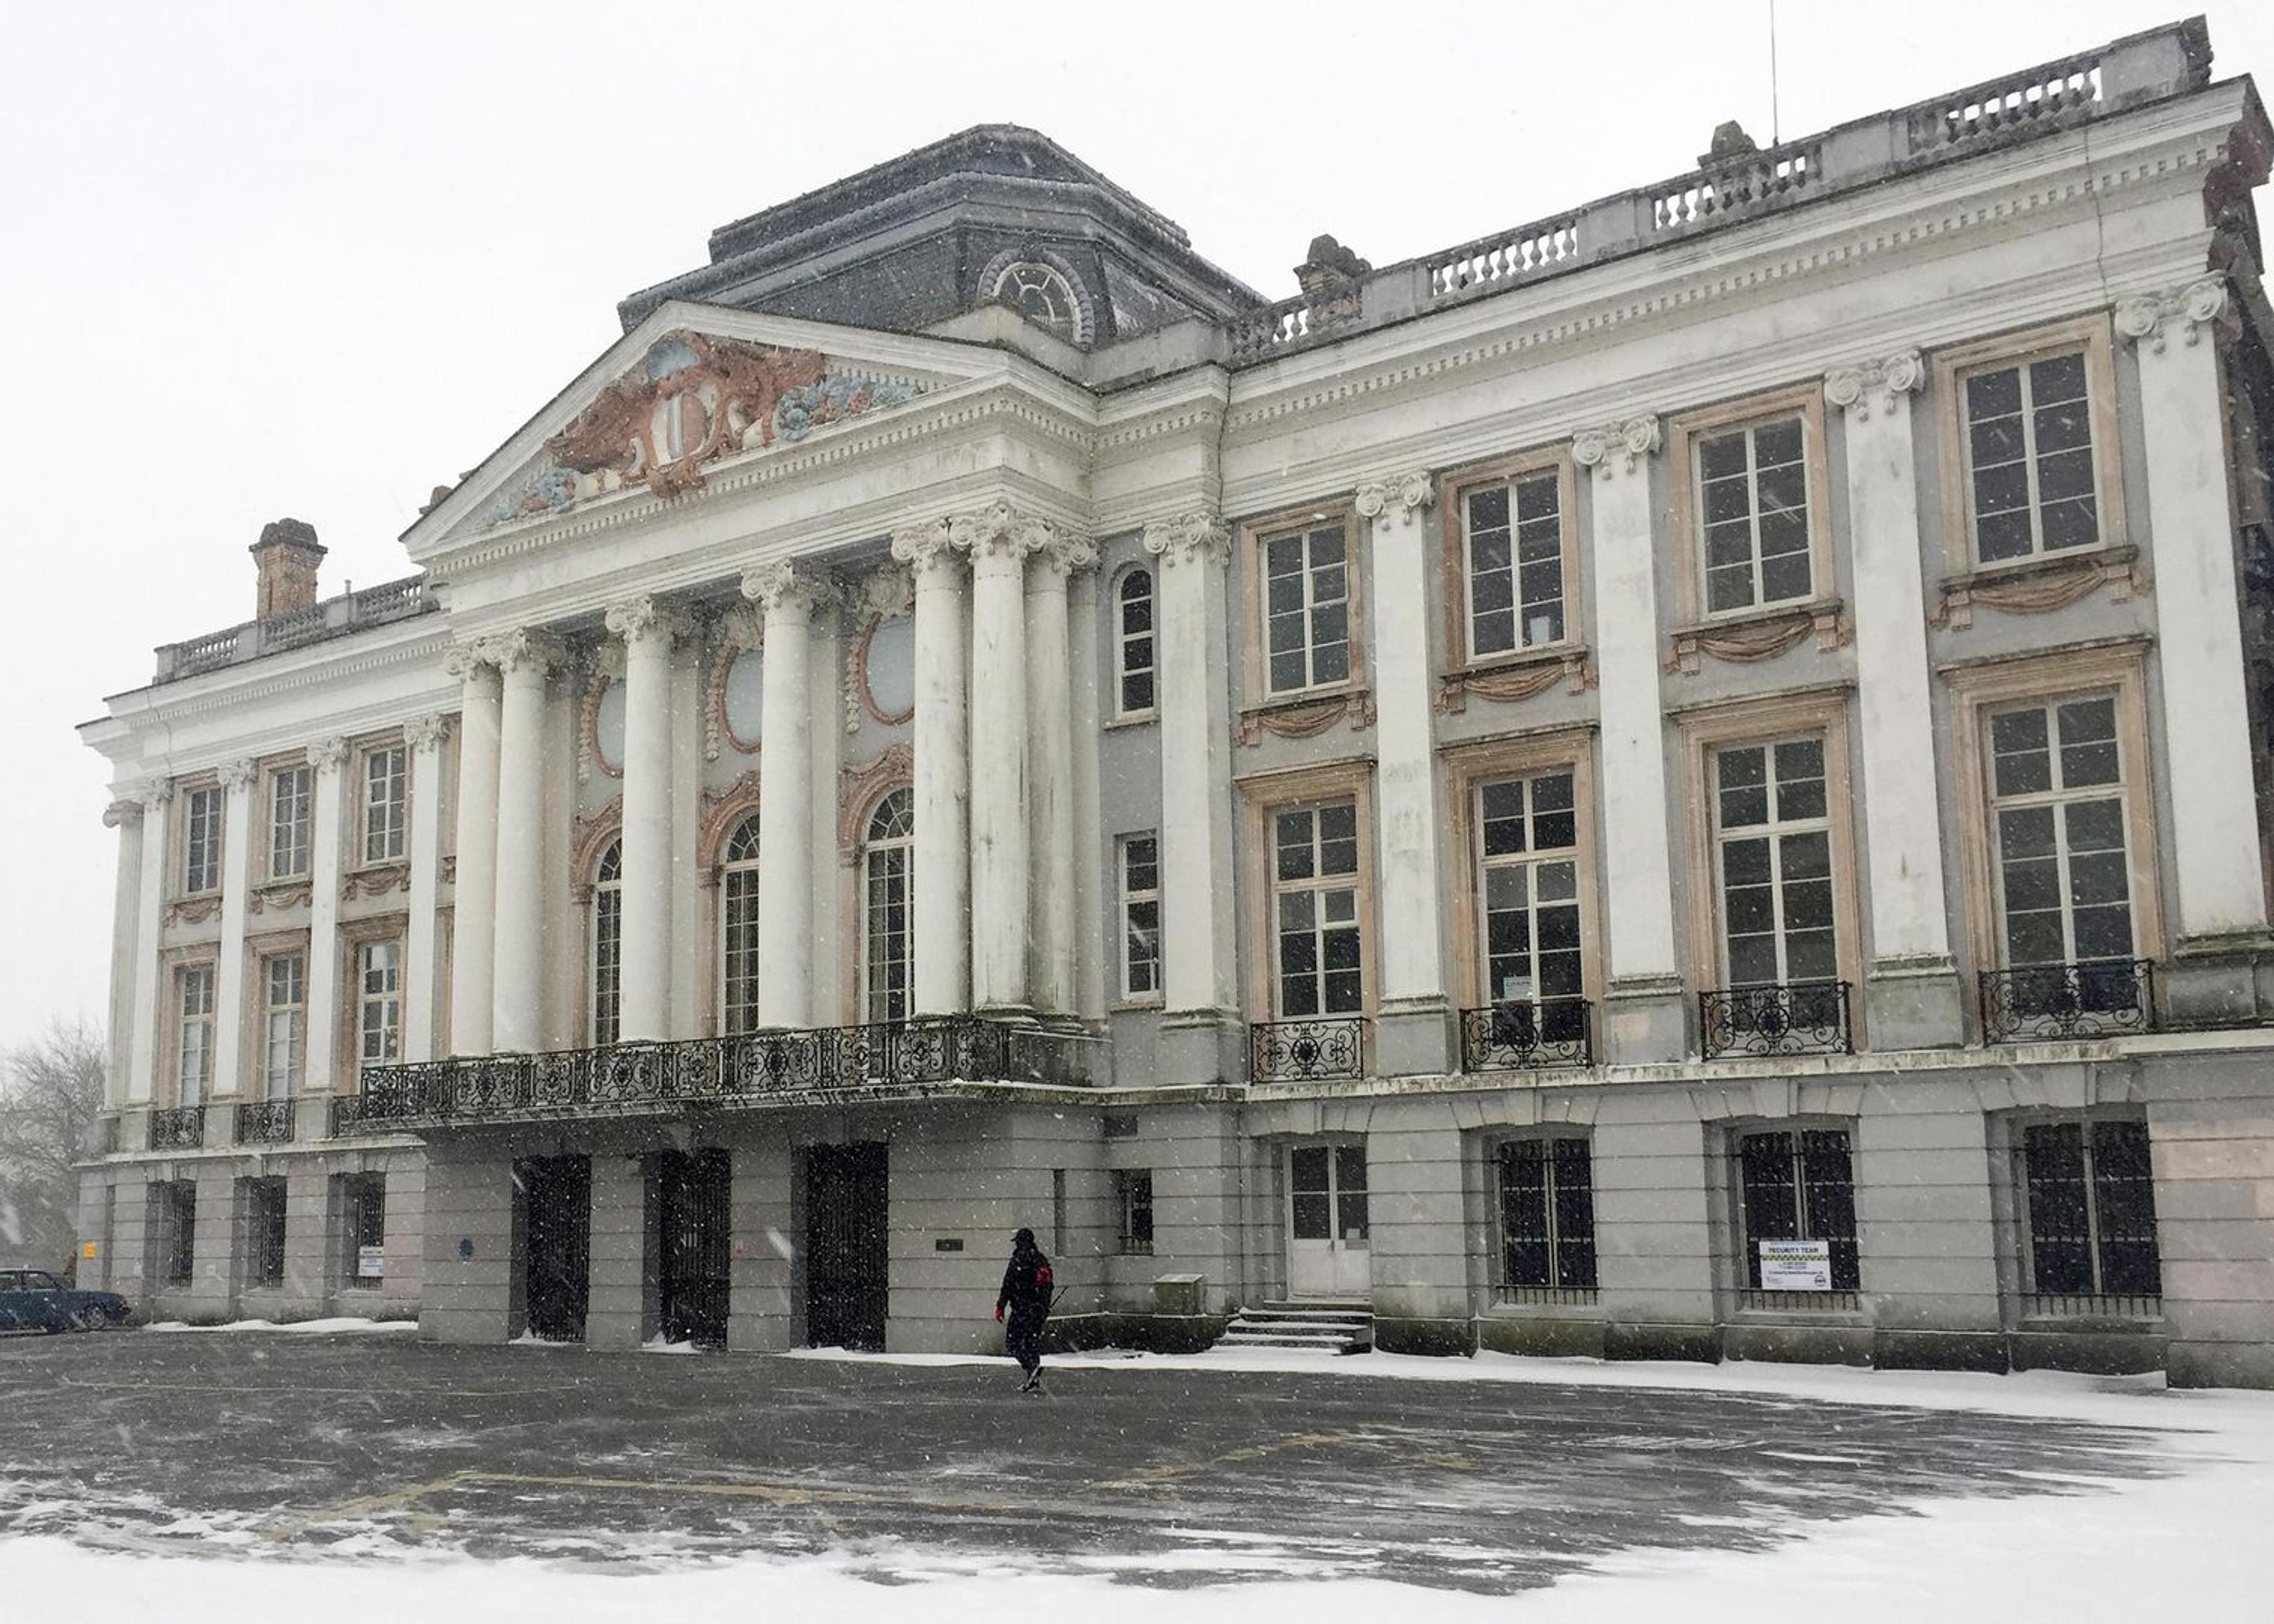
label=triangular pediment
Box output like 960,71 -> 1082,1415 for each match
407,303 -> 988,558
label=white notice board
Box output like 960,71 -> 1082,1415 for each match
356,1246 -> 385,1280
1757,1238 -> 1833,1291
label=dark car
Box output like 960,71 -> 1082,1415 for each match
0,1268 -> 131,1333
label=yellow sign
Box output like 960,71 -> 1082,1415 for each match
81,1242 -> 98,1259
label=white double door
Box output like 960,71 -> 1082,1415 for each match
1286,1142 -> 1370,1299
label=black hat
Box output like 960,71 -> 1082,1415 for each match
1013,1227 -> 1036,1246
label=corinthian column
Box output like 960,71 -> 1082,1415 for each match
445,645 -> 502,1056
1825,352 -> 1960,1047
954,503 -> 1042,1018
126,779 -> 174,1105
487,629 -> 562,1051
604,597 -> 690,1042
1357,469 -> 1452,1074
741,561 -> 831,1030
890,519 -> 971,1017
1573,416 -> 1684,1063
2116,279 -> 2273,1021
209,757 -> 258,1097
1026,528 -> 1096,1021
1144,511 -> 1241,1084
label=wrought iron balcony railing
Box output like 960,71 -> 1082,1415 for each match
1699,981 -> 1854,1060
148,1106 -> 205,1150
332,1018 -> 1032,1134
1459,999 -> 1592,1073
234,1099 -> 298,1146
1249,1017 -> 1367,1083
1980,959 -> 2155,1043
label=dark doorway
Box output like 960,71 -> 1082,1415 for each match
805,1141 -> 888,1350
518,1155 -> 590,1343
656,1148 -> 731,1348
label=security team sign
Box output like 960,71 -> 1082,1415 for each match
1758,1239 -> 1834,1291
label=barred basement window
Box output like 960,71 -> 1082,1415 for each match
244,1176 -> 287,1287
1114,1170 -> 1155,1256
160,1182 -> 197,1285
1735,1128 -> 1860,1292
720,813 -> 762,1034
343,1173 -> 386,1287
1116,568 -> 1156,718
1496,1137 -> 1597,1292
2019,1118 -> 2161,1301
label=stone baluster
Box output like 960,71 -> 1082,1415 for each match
2117,278 -> 2274,1018
304,738 -> 349,1096
605,597 -> 691,1042
125,779 -> 174,1105
208,757 -> 258,1096
1144,511 -> 1242,1083
1573,416 -> 1686,1062
403,713 -> 451,1062
1357,469 -> 1453,1074
1825,352 -> 1961,1046
487,629 -> 563,1051
1026,527 -> 1096,1021
741,562 -> 832,1030
445,645 -> 503,1056
890,520 -> 971,1017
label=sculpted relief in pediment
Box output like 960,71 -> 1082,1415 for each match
479,333 -> 927,529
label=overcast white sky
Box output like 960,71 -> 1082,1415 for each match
2,0 -> 2268,1054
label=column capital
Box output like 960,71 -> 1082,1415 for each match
1141,510 -> 1231,568
136,776 -> 176,809
404,712 -> 452,753
476,627 -> 566,676
1823,350 -> 1925,420
740,559 -> 838,619
217,757 -> 257,792
602,595 -> 695,649
307,737 -> 350,776
950,501 -> 1052,564
1027,529 -> 1098,580
890,517 -> 961,577
2115,277 -> 2231,355
1572,416 -> 1660,477
103,797 -> 143,829
442,641 -> 488,681
1354,469 -> 1435,520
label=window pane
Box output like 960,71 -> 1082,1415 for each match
2024,1124 -> 2093,1294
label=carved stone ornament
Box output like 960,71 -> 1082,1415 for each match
950,502 -> 1053,562
309,737 -> 351,776
1354,469 -> 1435,520
856,564 -> 915,622
1435,649 -> 1595,713
440,855 -> 457,885
1666,601 -> 1851,674
1572,416 -> 1662,476
167,895 -> 223,927
216,758 -> 257,792
2114,278 -> 2230,354
1823,351 -> 1925,420
603,595 -> 693,648
1032,529 -> 1100,576
1934,548 -> 2151,629
890,518 -> 959,575
705,606 -> 766,761
1141,511 -> 1231,568
137,777 -> 177,810
102,798 -> 143,829
741,561 -> 836,618
342,864 -> 410,900
578,671 -> 620,783
474,628 -> 565,676
697,769 -> 765,879
250,880 -> 313,914
1235,690 -> 1377,746
404,713 -> 451,753
839,743 -> 913,853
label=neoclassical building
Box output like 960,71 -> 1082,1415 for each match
76,19 -> 2274,1384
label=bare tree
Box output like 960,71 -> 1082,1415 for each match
0,1018 -> 105,1271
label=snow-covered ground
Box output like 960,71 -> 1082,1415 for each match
12,1347 -> 2272,1620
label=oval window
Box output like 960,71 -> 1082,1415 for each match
863,617 -> 916,720
595,679 -> 627,773
724,648 -> 765,748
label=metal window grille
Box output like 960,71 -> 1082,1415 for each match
2019,1118 -> 2161,1298
1497,1137 -> 1598,1291
1736,1128 -> 1861,1292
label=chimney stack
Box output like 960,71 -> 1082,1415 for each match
249,518 -> 325,620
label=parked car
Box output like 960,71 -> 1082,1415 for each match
0,1268 -> 130,1333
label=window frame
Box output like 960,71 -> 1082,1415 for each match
341,1171 -> 387,1288
1668,384 -> 1836,628
718,812 -> 763,1035
1675,689 -> 1862,1032
1933,314 -> 2127,577
159,1182 -> 198,1287
1116,831 -> 1162,1006
242,1176 -> 288,1288
359,741 -> 409,867
1440,446 -> 1582,670
1113,1169 -> 1155,1256
170,957 -> 218,1107
1444,732 -> 1604,1018
1241,503 -> 1366,707
1707,734 -> 1839,991
588,838 -> 623,1047
859,786 -> 916,1026
1493,1133 -> 1599,1295
258,948 -> 309,1101
1983,692 -> 2139,974
1945,644 -> 2163,1025
265,760 -> 314,883
1111,565 -> 1158,722
1239,762 -> 1376,1024
355,937 -> 404,1075
178,782 -> 225,898
2009,1110 -> 2163,1304
1730,1122 -> 1862,1297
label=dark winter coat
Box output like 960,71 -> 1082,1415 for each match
997,1242 -> 1054,1325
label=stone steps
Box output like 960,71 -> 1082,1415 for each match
1215,1298 -> 1373,1354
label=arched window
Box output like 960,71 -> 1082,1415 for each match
1116,567 -> 1155,718
591,839 -> 622,1047
720,813 -> 762,1034
862,788 -> 915,1025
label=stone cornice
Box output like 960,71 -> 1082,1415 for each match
1823,350 -> 1925,419
1354,470 -> 1434,519
1141,511 -> 1231,568
2114,276 -> 2231,352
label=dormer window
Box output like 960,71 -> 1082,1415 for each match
991,261 -> 1081,341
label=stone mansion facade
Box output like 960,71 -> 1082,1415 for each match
75,18 -> 2274,1385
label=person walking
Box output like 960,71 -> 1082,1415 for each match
994,1226 -> 1054,1394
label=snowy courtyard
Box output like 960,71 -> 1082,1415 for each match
5,1325 -> 2270,1618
